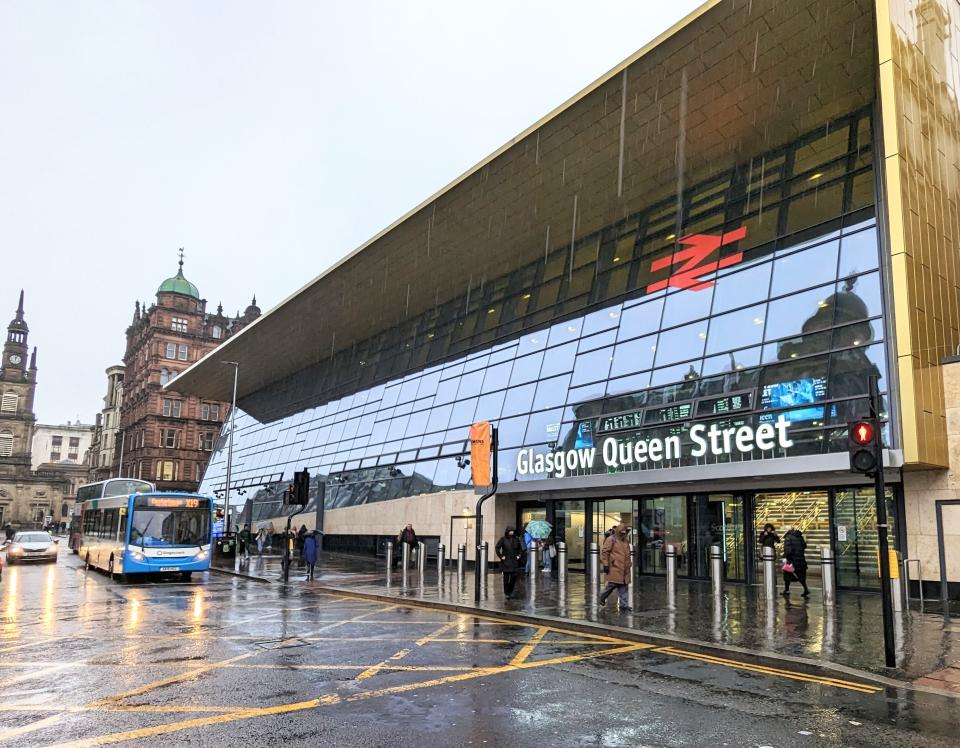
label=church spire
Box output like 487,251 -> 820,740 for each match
15,289 -> 24,320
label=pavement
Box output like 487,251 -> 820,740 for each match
1,547 -> 960,746
218,551 -> 960,687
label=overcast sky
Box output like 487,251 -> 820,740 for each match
0,0 -> 705,425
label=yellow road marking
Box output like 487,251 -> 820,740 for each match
510,626 -> 549,666
655,647 -> 883,694
357,620 -> 460,681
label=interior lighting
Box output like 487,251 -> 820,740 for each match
697,332 -> 706,339
818,300 -> 829,308
790,353 -> 798,358
852,339 -> 860,345
487,308 -> 496,314
522,293 -> 532,300
808,172 -> 823,181
665,234 -> 676,241
612,256 -> 621,262
753,317 -> 764,325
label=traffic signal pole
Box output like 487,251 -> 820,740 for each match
869,374 -> 897,668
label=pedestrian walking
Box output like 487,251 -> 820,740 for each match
395,523 -> 418,567
495,526 -> 525,598
255,526 -> 266,557
522,523 -> 535,573
303,531 -> 318,580
296,525 -> 307,568
781,525 -> 811,598
758,523 -> 780,553
541,537 -> 554,571
3,523 -> 14,542
599,523 -> 633,612
239,523 -> 252,564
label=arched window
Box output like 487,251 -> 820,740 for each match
60,503 -> 69,519
0,431 -> 12,457
1,392 -> 17,413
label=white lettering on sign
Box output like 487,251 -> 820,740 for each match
516,415 -> 793,479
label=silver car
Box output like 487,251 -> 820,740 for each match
4,531 -> 59,564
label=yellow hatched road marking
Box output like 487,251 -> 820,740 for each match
357,620 -> 460,681
510,627 -> 549,666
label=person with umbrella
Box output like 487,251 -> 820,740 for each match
525,519 -> 553,571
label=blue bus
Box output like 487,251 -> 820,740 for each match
77,488 -> 213,582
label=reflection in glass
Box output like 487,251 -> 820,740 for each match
705,305 -> 766,355
769,240 -> 839,297
653,321 -> 708,366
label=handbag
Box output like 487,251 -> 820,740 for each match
781,560 -> 795,573
548,544 -> 557,558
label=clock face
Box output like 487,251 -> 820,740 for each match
9,354 -> 21,365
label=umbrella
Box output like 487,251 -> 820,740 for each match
526,519 -> 552,539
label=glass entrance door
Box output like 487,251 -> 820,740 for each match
553,500 -> 586,571
639,496 -> 687,576
754,491 -> 830,585
833,487 -> 896,589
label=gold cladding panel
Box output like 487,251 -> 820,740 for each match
877,0 -> 960,467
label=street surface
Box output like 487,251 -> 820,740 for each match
0,549 -> 958,746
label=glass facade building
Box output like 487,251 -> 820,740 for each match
174,0 -> 960,591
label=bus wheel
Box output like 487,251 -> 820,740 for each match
180,572 -> 192,582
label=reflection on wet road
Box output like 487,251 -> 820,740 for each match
0,552 -> 958,746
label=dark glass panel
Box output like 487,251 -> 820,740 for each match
832,319 -> 881,350
764,283 -> 836,341
835,271 -> 882,323
610,334 -> 657,378
532,374 -> 571,411
705,304 -> 766,355
762,330 -> 833,364
653,321 -> 707,366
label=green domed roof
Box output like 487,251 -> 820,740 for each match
157,256 -> 200,299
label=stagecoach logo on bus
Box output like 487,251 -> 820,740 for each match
516,415 -> 794,479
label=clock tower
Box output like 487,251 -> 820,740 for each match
0,290 -> 38,469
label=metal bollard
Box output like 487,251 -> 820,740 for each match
589,542 -> 600,585
557,541 -> 567,581
665,544 -> 677,609
417,542 -> 426,582
710,544 -> 724,597
401,542 -> 410,571
437,543 -> 445,572
627,543 -> 636,602
457,543 -> 465,578
479,541 -> 489,581
903,558 -> 924,610
820,547 -> 836,606
891,576 -> 904,612
763,546 -> 777,600
385,541 -> 394,573
528,540 -> 538,576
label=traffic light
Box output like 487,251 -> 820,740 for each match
283,470 -> 310,505
848,419 -> 879,475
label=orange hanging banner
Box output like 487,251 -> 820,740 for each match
470,421 -> 493,488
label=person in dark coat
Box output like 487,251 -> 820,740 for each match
758,523 -> 780,557
303,531 -> 318,580
296,525 -> 307,568
781,526 -> 810,597
495,527 -> 525,598
395,524 -> 418,567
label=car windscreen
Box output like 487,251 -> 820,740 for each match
129,509 -> 210,547
15,533 -> 52,543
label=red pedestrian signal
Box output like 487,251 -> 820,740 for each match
850,421 -> 874,445
847,419 -> 879,475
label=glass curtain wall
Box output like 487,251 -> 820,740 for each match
200,109 -> 885,513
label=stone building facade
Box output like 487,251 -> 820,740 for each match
0,292 -> 76,529
114,256 -> 259,492
85,365 -> 125,483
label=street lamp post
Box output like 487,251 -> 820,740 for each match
222,361 -> 239,537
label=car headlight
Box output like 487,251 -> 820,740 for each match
46,546 -> 58,554
193,550 -> 208,561
8,545 -> 22,556
128,550 -> 145,562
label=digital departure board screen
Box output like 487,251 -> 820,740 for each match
696,392 -> 752,416
643,402 -> 693,425
598,410 -> 644,433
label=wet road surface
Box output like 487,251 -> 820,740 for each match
0,550 -> 958,746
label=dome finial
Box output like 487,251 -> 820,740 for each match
178,247 -> 185,274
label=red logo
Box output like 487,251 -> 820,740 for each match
646,227 -> 747,293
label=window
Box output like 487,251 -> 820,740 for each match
1,392 -> 16,413
162,429 -> 180,448
199,432 -> 214,451
200,403 -> 220,420
160,369 -> 173,385
0,431 -> 13,456
178,344 -> 189,361
50,452 -> 61,462
195,462 -> 202,482
69,437 -> 80,448
171,317 -> 188,333
166,342 -> 177,359
52,435 -> 63,447
212,325 -> 222,339
155,460 -> 178,482
162,399 -> 182,418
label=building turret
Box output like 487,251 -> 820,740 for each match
3,290 -> 30,379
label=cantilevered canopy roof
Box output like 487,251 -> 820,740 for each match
171,0 -> 877,403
